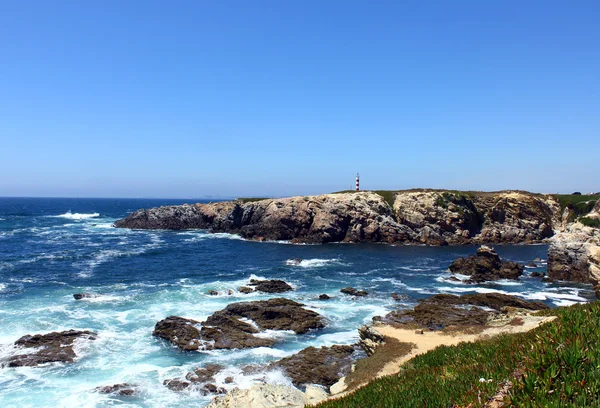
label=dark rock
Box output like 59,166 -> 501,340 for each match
270,345 -> 356,388
340,287 -> 368,297
73,293 -> 96,300
247,279 -> 293,293
3,330 -> 97,367
224,376 -> 234,384
318,294 -> 331,300
449,246 -> 524,283
447,276 -> 462,282
153,316 -> 203,351
358,325 -> 385,356
238,286 -> 254,294
163,379 -> 190,391
384,293 -> 548,331
208,290 -> 219,296
530,271 -> 544,278
154,299 -> 326,351
185,364 -> 222,383
392,292 -> 410,301
95,383 -> 136,396
527,262 -> 537,268
201,383 -> 226,395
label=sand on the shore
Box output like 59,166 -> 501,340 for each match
328,314 -> 556,398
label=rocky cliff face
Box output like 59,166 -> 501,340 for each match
548,201 -> 600,296
115,190 -> 560,246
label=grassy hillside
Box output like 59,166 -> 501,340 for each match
315,301 -> 600,408
553,194 -> 600,221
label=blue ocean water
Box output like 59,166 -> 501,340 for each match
0,198 -> 595,407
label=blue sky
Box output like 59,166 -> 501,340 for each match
1,1 -> 598,198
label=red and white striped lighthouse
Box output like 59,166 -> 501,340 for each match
355,173 -> 360,191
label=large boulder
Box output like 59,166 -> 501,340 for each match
207,383 -> 310,408
449,246 -> 524,283
358,325 -> 385,356
383,293 -> 548,331
2,330 -> 97,367
248,279 -> 293,293
153,298 -> 326,351
270,345 -> 356,388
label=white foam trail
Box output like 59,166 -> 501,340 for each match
53,212 -> 100,220
285,258 -> 343,268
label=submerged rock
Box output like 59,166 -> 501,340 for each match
270,345 -> 356,388
95,383 -> 136,396
248,279 -> 293,293
340,287 -> 368,297
73,293 -> 97,300
318,294 -> 331,300
185,363 -> 223,383
448,246 -> 524,283
208,290 -> 219,296
3,330 -> 97,367
164,364 -> 226,394
384,293 -> 548,331
238,286 -> 254,294
153,298 -> 325,351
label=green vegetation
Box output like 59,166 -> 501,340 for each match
236,197 -> 270,203
315,301 -> 600,408
553,194 -> 600,221
580,217 -> 600,228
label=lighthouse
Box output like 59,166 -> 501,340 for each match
355,173 -> 360,192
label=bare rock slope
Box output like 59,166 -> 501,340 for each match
114,190 -> 560,246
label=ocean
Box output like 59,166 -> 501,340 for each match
0,197 -> 595,407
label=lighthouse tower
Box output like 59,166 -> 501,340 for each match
355,173 -> 360,192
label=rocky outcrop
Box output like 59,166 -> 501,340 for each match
114,191 -> 561,246
269,345 -> 356,388
163,363 -> 225,393
448,245 -> 524,283
340,287 -> 368,297
153,299 -> 326,351
206,383 -> 311,408
383,293 -> 548,330
548,204 -> 600,297
73,293 -> 97,300
248,279 -> 293,293
2,330 -> 97,367
95,383 -> 137,396
358,325 -> 385,356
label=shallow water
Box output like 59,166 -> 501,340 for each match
0,198 -> 595,407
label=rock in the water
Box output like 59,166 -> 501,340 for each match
318,294 -> 331,300
185,364 -> 222,383
448,246 -> 524,283
154,298 -> 326,351
207,383 -> 309,408
530,271 -> 544,278
248,279 -> 293,293
153,316 -> 204,351
208,290 -> 219,296
340,287 -> 368,297
3,330 -> 97,367
384,293 -> 548,330
391,292 -> 409,301
73,293 -> 96,300
238,286 -> 254,294
95,383 -> 136,396
164,363 -> 226,394
527,262 -> 537,268
358,325 -> 385,356
163,379 -> 191,391
270,345 -> 356,388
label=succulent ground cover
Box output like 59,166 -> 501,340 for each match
315,301 -> 600,408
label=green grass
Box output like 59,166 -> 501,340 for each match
580,217 -> 600,228
315,302 -> 600,408
553,194 -> 599,221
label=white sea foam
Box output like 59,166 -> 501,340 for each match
53,211 -> 100,220
285,258 -> 343,268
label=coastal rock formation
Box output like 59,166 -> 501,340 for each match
153,298 -> 325,351
448,246 -> 524,283
2,330 -> 97,367
340,287 -> 368,296
383,293 -> 548,330
73,293 -> 97,300
95,383 -> 137,396
358,325 -> 385,356
114,191 -> 561,245
206,383 -> 310,408
163,363 -> 225,393
269,345 -> 356,388
548,202 -> 600,296
248,279 -> 293,293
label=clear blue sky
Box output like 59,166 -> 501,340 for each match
1,1 -> 598,198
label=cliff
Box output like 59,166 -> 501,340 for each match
114,190 -> 561,246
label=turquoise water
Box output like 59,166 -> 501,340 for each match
0,198 -> 594,407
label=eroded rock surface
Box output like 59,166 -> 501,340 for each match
207,383 -> 310,408
383,293 -> 548,330
270,345 -> 356,388
248,279 -> 293,293
358,325 -> 385,356
153,299 -> 325,351
3,330 -> 97,367
115,191 -> 561,246
449,246 -> 524,283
